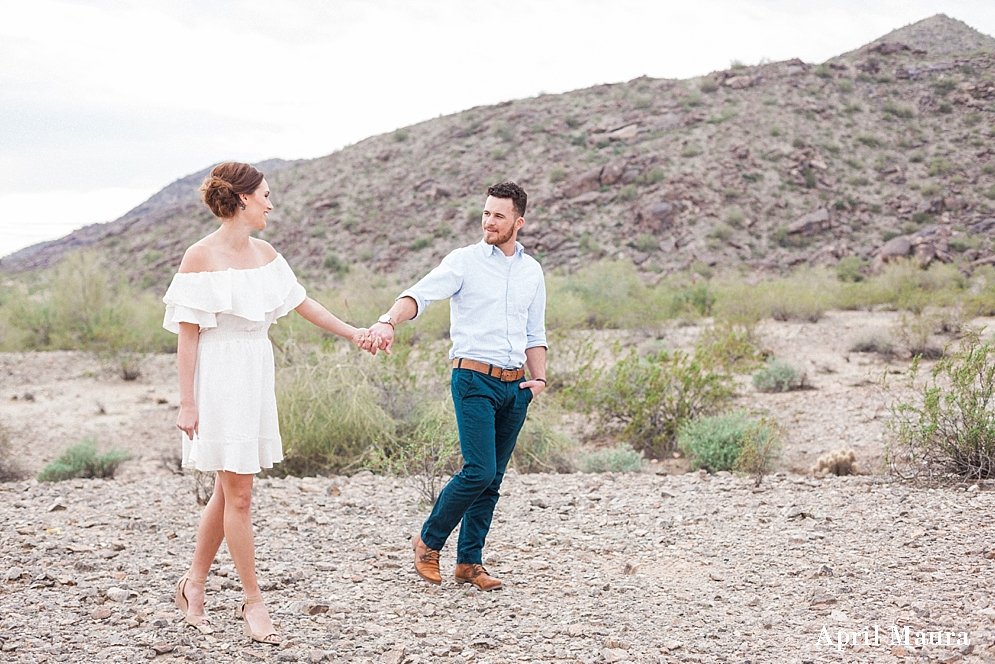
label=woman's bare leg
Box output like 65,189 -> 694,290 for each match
182,474 -> 226,617
218,471 -> 278,641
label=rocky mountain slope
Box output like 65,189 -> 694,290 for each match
3,14 -> 994,289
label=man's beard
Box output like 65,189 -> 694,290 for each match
484,227 -> 514,246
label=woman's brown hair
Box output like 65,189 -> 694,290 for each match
199,162 -> 265,219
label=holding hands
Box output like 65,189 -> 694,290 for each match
359,321 -> 394,355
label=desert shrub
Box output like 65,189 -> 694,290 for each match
368,399 -> 460,504
735,418 -> 783,486
578,443 -> 645,473
928,158 -> 952,177
891,312 -> 943,359
594,350 -> 734,456
547,259 -> 673,329
549,167 -> 568,183
755,272 -> 833,322
849,333 -> 895,356
0,421 -> 26,482
37,438 -> 131,482
277,358 -> 396,475
883,101 -> 914,119
699,78 -> 718,93
812,448 -> 859,476
695,323 -> 765,374
677,411 -> 781,476
323,253 -> 349,274
856,134 -> 881,147
752,358 -> 806,392
1,253 -> 175,354
618,184 -> 638,201
886,332 -> 995,482
633,234 -> 658,253
835,256 -> 867,282
669,281 -> 715,317
725,208 -> 746,226
513,399 -> 576,473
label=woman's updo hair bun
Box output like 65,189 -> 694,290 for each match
199,162 -> 265,219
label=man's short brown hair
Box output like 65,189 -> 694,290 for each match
487,182 -> 527,219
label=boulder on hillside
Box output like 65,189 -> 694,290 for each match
786,209 -> 832,236
809,243 -> 852,266
635,202 -> 677,233
600,160 -> 627,186
870,226 -> 953,272
563,168 -> 604,198
608,124 -> 640,141
724,75 -> 760,89
562,159 -> 634,197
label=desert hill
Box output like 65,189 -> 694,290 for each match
2,14 -> 994,288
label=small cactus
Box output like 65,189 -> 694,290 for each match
812,447 -> 859,476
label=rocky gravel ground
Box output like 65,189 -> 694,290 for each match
2,469 -> 994,664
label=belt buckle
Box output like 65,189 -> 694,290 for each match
500,368 -> 516,382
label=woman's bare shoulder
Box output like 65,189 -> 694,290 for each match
252,238 -> 279,262
178,242 -> 217,274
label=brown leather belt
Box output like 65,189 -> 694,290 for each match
453,358 -> 525,382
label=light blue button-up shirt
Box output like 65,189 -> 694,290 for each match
399,240 -> 547,369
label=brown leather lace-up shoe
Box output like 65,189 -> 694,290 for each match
412,535 -> 441,584
454,564 -> 502,591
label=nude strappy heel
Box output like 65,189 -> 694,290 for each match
174,574 -> 214,634
235,595 -> 281,645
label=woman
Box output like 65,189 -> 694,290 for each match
163,162 -> 368,645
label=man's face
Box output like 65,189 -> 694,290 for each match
481,196 -> 522,249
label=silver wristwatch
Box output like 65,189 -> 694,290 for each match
378,314 -> 395,329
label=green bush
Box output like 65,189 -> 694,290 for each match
887,331 -> 995,482
634,234 -> 658,253
578,443 -> 645,473
323,253 -> 349,274
669,281 -> 715,317
883,101 -> 915,119
928,159 -> 952,177
37,438 -> 130,482
735,418 -> 784,486
547,259 -> 674,329
549,167 -> 568,183
594,350 -> 734,456
1,252 -> 175,354
277,359 -> 396,475
695,323 -> 765,374
618,184 -> 638,201
835,256 -> 867,282
677,411 -> 781,476
752,358 -> 805,392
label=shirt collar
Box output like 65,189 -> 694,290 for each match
478,240 -> 524,258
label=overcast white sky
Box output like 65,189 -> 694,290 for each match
2,0 -> 993,257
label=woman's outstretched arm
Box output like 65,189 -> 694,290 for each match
295,297 -> 367,347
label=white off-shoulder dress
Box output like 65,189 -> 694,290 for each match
162,255 -> 306,474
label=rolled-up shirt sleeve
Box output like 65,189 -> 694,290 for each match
398,251 -> 464,319
525,272 -> 547,349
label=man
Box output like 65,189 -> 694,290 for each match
365,181 -> 547,591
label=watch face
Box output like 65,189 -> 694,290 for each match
379,314 -> 391,324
